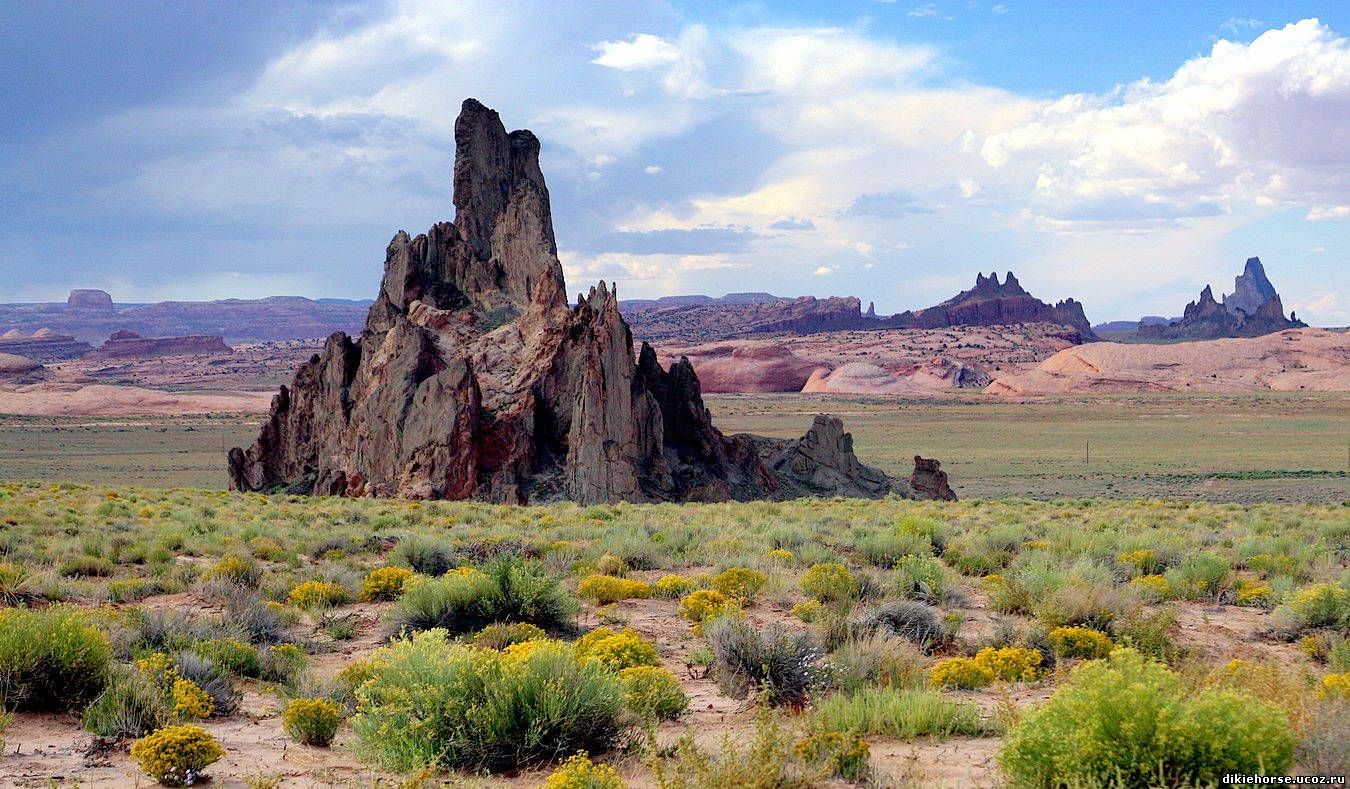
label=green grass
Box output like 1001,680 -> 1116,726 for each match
3,392 -> 1346,501
809,686 -> 988,739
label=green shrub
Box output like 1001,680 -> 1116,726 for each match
822,633 -> 925,692
352,631 -> 625,772
82,664 -> 174,739
1048,625 -> 1113,660
709,568 -> 767,602
1165,553 -> 1232,600
800,563 -> 859,603
0,605 -> 111,710
851,529 -> 932,568
261,643 -> 307,686
1112,606 -> 1181,663
473,622 -> 547,650
654,709 -> 828,786
59,554 -> 115,578
283,697 -> 342,746
621,665 -> 689,721
386,559 -> 575,636
1272,582 -> 1349,638
810,686 -> 984,738
1000,649 -> 1295,787
203,555 -> 260,587
394,537 -> 455,576
705,616 -> 820,707
893,554 -> 947,603
194,638 -> 262,678
130,724 -> 225,786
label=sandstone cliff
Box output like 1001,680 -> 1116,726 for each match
90,330 -> 233,359
229,100 -> 922,504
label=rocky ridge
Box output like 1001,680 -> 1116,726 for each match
90,330 -> 233,359
228,99 -> 929,504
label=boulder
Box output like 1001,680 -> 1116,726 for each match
910,456 -> 956,501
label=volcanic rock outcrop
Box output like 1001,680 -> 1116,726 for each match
229,99 -> 929,504
1135,257 -> 1306,341
880,272 -> 1097,340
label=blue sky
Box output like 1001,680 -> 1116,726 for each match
1,1 -> 1346,324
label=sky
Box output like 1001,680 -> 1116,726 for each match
0,1 -> 1346,324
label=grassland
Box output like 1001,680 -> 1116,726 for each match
2,392 -> 1345,502
0,485 -> 1345,785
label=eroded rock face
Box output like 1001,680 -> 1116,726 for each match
229,99 -> 938,504
67,289 -> 114,312
910,456 -> 957,501
1136,257 -> 1306,341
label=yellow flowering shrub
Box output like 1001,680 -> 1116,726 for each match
929,657 -> 995,690
709,568 -> 767,602
577,574 -> 651,605
542,752 -> 626,788
652,574 -> 695,599
1319,673 -> 1349,700
973,646 -> 1044,682
1130,574 -> 1171,601
171,678 -> 214,719
130,724 -> 224,786
137,651 -> 179,692
765,548 -> 795,563
1117,549 -> 1157,575
287,580 -> 349,610
282,697 -> 342,746
677,590 -> 737,630
790,600 -> 824,623
794,730 -> 870,782
799,563 -> 859,603
203,555 -> 258,586
619,665 -> 688,721
1048,626 -> 1113,660
575,628 -> 659,672
1234,578 -> 1273,607
359,566 -> 413,602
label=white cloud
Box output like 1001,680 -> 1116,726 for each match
1306,204 -> 1350,220
908,5 -> 951,21
980,20 -> 1350,226
813,266 -> 834,275
643,165 -> 662,174
591,33 -> 681,71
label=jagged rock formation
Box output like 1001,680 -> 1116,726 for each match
0,329 -> 92,361
229,99 -> 930,504
89,330 -> 233,359
880,272 -> 1097,340
67,289 -> 114,312
1135,257 -> 1306,342
910,456 -> 956,501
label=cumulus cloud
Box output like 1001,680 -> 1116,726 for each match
813,266 -> 834,275
980,20 -> 1350,226
844,190 -> 934,218
770,217 -> 817,230
583,226 -> 761,255
591,33 -> 681,71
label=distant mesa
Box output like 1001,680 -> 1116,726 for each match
90,330 -> 233,359
1133,257 -> 1306,342
878,271 -> 1098,341
66,289 -> 115,312
0,328 -> 92,362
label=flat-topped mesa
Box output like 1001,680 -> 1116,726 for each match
228,99 -> 944,504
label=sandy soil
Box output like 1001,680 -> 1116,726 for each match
0,383 -> 272,417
